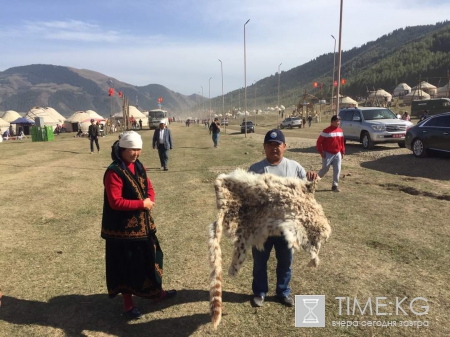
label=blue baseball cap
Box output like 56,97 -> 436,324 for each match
264,129 -> 285,144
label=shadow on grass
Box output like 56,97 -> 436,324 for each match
361,153 -> 450,181
287,143 -> 401,155
1,289 -> 247,336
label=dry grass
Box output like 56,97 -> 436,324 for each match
0,113 -> 449,337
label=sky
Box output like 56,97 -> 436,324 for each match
1,0 -> 449,98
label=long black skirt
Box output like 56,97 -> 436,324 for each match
105,235 -> 163,299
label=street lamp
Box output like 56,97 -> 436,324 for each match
209,77 -> 212,123
331,34 -> 336,113
219,59 -> 225,133
336,0 -> 344,116
244,19 -> 250,137
277,63 -> 282,127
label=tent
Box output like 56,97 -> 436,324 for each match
339,96 -> 358,108
128,106 -> 148,127
368,89 -> 392,102
85,109 -> 105,120
10,117 -> 35,135
437,84 -> 449,98
412,81 -> 437,97
393,83 -> 411,97
43,107 -> 66,124
64,111 -> 91,132
403,90 -> 430,105
1,110 -> 22,123
25,107 -> 60,130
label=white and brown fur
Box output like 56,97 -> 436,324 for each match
208,169 -> 331,329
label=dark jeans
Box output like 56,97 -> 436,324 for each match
157,144 -> 169,168
252,236 -> 293,297
212,132 -> 219,147
90,137 -> 100,152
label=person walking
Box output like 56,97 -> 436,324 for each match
248,129 -> 318,308
302,116 -> 306,128
316,115 -> 345,192
308,115 -> 313,127
152,121 -> 173,171
209,118 -> 221,148
139,119 -> 143,129
102,131 -> 176,320
88,119 -> 100,153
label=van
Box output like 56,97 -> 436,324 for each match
411,98 -> 450,117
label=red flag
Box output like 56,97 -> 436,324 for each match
108,88 -> 114,96
313,82 -> 318,88
341,78 -> 346,85
334,80 -> 338,87
118,91 -> 123,98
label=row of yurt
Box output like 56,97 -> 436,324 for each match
1,110 -> 22,123
25,107 -> 60,130
64,111 -> 92,132
412,81 -> 437,97
437,84 -> 449,98
393,83 -> 411,97
403,90 -> 431,105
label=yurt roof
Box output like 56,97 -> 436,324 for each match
404,89 -> 431,98
412,81 -> 436,90
43,107 -> 65,123
25,108 -> 59,124
394,83 -> 411,90
369,89 -> 392,97
340,96 -> 357,104
1,110 -> 22,122
0,117 -> 10,128
128,106 -> 146,118
437,84 -> 449,92
66,111 -> 91,123
85,110 -> 105,119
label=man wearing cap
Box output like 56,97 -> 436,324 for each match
248,129 -> 318,308
102,131 -> 176,319
316,115 -> 345,192
209,117 -> 221,148
88,119 -> 100,153
152,121 -> 173,171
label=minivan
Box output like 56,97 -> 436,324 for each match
411,98 -> 450,117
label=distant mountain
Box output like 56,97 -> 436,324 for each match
0,65 -> 197,116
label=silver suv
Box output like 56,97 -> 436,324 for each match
280,117 -> 302,129
338,107 -> 413,149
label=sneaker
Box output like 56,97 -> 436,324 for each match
252,295 -> 265,307
154,289 -> 177,303
164,168 -> 168,171
331,186 -> 340,192
160,167 -> 164,170
123,307 -> 142,319
278,295 -> 294,307
90,152 -> 93,154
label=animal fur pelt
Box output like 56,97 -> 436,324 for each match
208,169 -> 331,329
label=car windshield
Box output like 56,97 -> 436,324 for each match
292,117 -> 300,120
362,109 -> 397,120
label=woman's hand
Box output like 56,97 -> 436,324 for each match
143,198 -> 154,211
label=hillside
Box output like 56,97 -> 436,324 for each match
0,65 -> 198,117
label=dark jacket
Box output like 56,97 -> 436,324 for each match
88,124 -> 100,138
152,127 -> 173,150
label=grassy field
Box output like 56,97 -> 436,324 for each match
0,112 -> 449,337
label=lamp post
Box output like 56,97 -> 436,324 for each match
336,0 -> 344,116
244,19 -> 250,137
277,63 -> 282,127
331,34 -> 336,113
209,77 -> 212,123
219,59 -> 225,133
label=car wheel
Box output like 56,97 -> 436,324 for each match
280,125 -> 284,129
398,141 -> 406,148
361,132 -> 374,149
412,139 -> 427,157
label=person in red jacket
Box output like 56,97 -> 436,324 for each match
316,115 -> 345,192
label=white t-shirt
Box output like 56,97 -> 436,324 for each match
248,157 -> 307,180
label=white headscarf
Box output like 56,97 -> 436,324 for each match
118,131 -> 143,149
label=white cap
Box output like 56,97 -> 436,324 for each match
119,131 -> 143,149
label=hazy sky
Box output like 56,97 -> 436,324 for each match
1,0 -> 449,97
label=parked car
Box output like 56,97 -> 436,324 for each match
280,117 -> 302,129
338,107 -> 413,149
241,121 -> 255,133
405,112 -> 450,157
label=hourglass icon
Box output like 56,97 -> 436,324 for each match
302,298 -> 319,323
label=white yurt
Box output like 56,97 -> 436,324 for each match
85,109 -> 105,120
411,81 -> 437,97
1,110 -> 22,123
339,96 -> 359,108
393,83 -> 411,97
43,107 -> 66,124
128,106 -> 148,127
64,111 -> 92,132
403,90 -> 431,105
0,117 -> 10,133
437,84 -> 449,98
368,89 -> 392,102
25,107 -> 60,130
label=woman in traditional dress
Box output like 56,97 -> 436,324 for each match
101,131 -> 176,319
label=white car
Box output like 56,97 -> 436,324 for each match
280,117 -> 302,129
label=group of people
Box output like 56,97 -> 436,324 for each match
101,114 -> 344,319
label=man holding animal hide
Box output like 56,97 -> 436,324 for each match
248,129 -> 318,308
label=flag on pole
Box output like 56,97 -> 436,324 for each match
108,88 -> 114,96
118,91 -> 123,98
